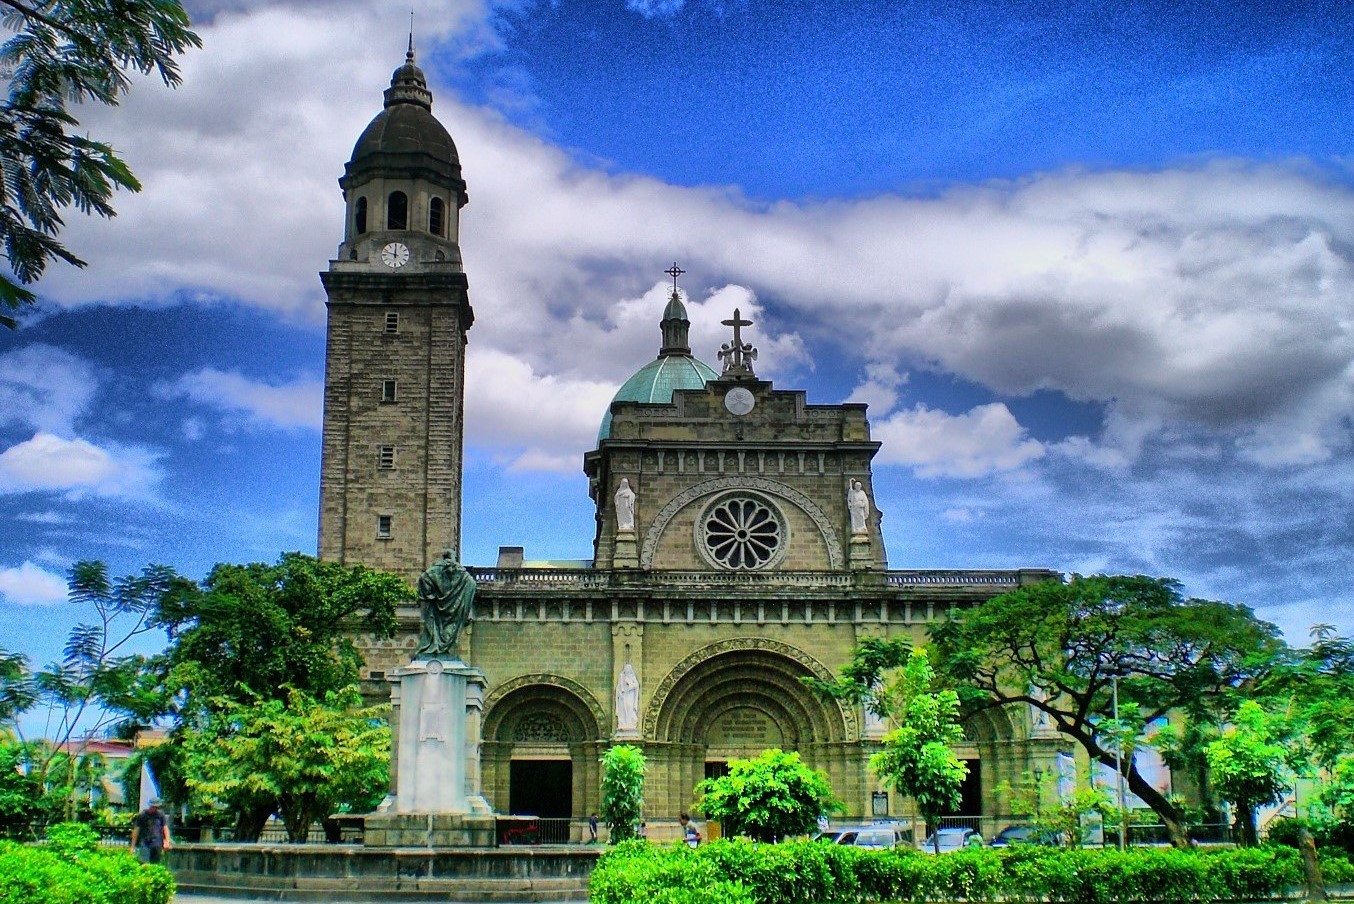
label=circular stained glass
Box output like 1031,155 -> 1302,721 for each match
701,496 -> 783,570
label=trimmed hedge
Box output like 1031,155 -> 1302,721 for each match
0,823 -> 174,904
591,838 -> 1353,904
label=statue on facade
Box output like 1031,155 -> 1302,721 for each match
615,663 -> 640,732
614,478 -> 637,532
414,550 -> 476,659
847,479 -> 870,534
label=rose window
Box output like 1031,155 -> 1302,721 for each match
701,496 -> 783,570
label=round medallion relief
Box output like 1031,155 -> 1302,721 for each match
695,493 -> 787,570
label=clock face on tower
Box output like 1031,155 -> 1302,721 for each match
724,387 -> 755,416
380,242 -> 410,269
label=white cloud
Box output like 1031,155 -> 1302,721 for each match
0,561 -> 68,606
0,433 -> 161,500
464,347 -> 618,471
167,368 -> 322,430
0,344 -> 98,435
845,363 -> 907,416
36,1 -> 1354,476
874,402 -> 1046,478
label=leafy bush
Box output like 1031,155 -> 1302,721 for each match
601,745 -> 646,844
590,840 -> 753,904
694,749 -> 837,843
0,836 -> 174,904
588,838 -> 1341,904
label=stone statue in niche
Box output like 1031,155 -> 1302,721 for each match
615,663 -> 640,732
614,478 -> 637,532
414,550 -> 477,660
1028,684 -> 1055,734
847,479 -> 870,534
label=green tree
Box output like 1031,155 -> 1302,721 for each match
1205,700 -> 1290,847
600,744 -> 646,844
694,747 -> 838,843
1002,769 -> 1114,848
930,574 -> 1286,848
0,563 -> 173,822
181,685 -> 389,842
868,649 -> 968,852
153,552 -> 407,718
0,0 -> 200,324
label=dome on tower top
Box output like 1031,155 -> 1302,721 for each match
598,354 -> 719,442
342,45 -> 466,201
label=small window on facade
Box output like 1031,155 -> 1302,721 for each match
369,670 -> 385,680
381,380 -> 397,403
377,514 -> 392,538
355,196 -> 368,234
378,445 -> 395,469
387,191 -> 408,230
384,311 -> 399,333
429,197 -> 445,236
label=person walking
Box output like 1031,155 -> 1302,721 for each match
679,812 -> 701,847
588,813 -> 599,843
130,798 -> 172,864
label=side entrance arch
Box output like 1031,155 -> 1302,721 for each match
482,675 -> 606,820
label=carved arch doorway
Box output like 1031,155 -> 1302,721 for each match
647,645 -> 853,818
482,679 -> 606,820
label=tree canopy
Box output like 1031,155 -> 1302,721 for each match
930,574 -> 1287,848
152,552 -> 408,716
181,685 -> 389,842
694,747 -> 838,843
1206,700 -> 1290,847
0,0 -> 200,323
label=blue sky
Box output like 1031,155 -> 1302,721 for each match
2,0 -> 1353,705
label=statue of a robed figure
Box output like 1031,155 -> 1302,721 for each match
414,550 -> 476,659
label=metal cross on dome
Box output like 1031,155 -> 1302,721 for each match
665,262 -> 685,292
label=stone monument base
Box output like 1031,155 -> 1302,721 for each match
360,812 -> 497,848
848,534 -> 873,570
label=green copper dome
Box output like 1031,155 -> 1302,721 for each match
598,353 -> 719,441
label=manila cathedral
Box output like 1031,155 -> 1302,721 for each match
318,48 -> 1082,841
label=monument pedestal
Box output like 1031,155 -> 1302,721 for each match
848,534 -> 873,571
613,529 -> 639,568
364,658 -> 496,848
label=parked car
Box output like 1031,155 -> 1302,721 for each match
989,824 -> 1060,848
917,827 -> 984,852
832,824 -> 914,849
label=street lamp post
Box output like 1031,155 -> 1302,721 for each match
1112,673 -> 1127,852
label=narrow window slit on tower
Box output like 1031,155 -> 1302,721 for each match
376,514 -> 392,538
381,379 -> 397,403
355,196 -> 368,234
385,311 -> 399,333
429,196 -> 444,236
387,191 -> 408,230
378,445 -> 395,469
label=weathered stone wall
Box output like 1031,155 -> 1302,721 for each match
318,272 -> 471,581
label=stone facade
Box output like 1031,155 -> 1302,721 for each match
326,53 -> 1073,840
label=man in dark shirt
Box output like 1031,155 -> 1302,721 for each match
130,799 -> 171,864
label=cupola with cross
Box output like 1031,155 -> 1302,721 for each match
332,36 -> 468,273
585,264 -> 887,573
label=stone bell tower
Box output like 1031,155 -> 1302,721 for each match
318,41 -> 474,581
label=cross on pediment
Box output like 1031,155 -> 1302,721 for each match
718,307 -> 758,378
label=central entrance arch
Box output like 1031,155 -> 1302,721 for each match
645,641 -> 858,817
